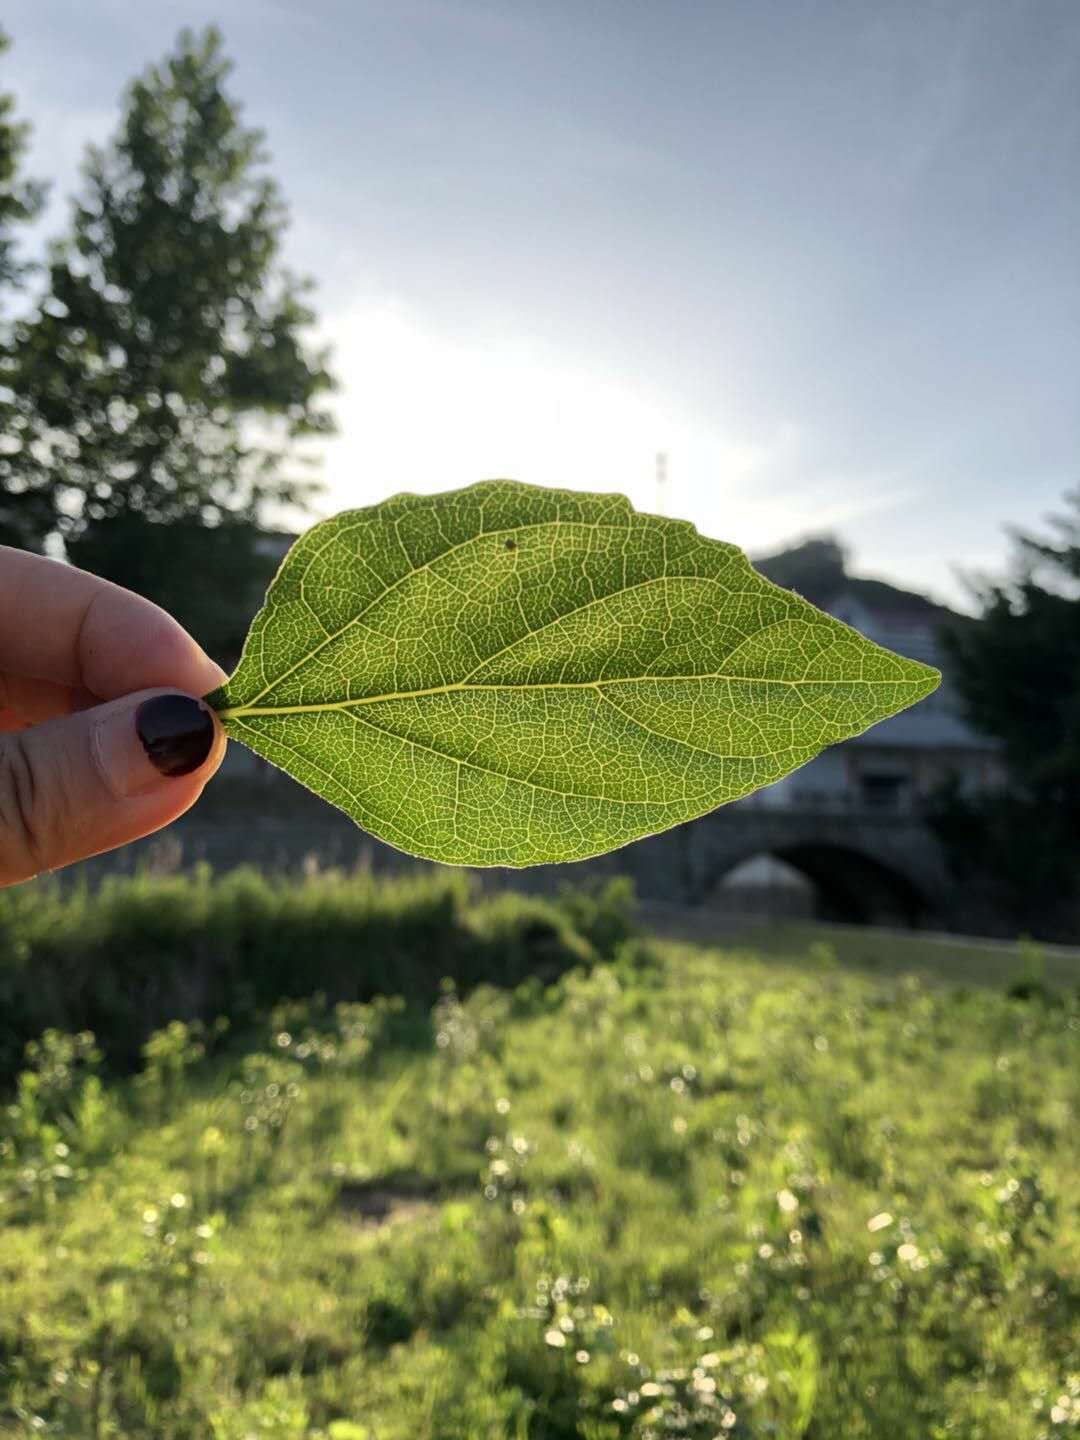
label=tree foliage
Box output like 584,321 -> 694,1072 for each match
0,28 -> 47,550
934,490 -> 1080,935
0,28 -> 45,301
0,27 -> 334,656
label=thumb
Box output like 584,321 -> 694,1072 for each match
0,690 -> 225,886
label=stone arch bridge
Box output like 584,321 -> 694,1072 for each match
611,803 -> 951,927
102,785 -> 952,929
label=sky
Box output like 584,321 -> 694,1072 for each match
4,0 -> 1079,607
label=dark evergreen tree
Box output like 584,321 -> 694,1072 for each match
1,27 -> 334,658
0,29 -> 45,300
0,28 -> 48,549
932,490 -> 1080,937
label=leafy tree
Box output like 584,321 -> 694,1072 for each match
933,490 -> 1080,936
0,29 -> 45,300
1,27 -> 334,657
0,28 -> 47,549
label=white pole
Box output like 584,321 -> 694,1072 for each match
655,450 -> 668,515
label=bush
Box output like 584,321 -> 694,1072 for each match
554,876 -> 637,960
0,868 -> 635,1081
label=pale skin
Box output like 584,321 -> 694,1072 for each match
0,546 -> 227,886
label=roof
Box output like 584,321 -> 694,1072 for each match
752,537 -> 957,626
850,707 -> 999,751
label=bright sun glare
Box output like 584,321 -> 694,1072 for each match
313,293 -> 912,559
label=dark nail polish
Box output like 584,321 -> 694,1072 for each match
136,694 -> 215,777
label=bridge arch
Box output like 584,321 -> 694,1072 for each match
703,841 -> 930,927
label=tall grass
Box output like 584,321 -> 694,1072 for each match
0,931 -> 1077,1437
0,867 -> 635,1076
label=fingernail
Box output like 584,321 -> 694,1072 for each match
136,694 -> 215,777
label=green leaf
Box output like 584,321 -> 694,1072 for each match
206,481 -> 939,866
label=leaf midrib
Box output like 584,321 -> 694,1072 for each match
219,668 -> 929,722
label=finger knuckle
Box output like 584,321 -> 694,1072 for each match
0,733 -> 54,879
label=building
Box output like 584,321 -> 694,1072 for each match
747,538 -> 1001,814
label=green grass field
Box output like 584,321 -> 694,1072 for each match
639,904 -> 1080,991
1,886 -> 1079,1438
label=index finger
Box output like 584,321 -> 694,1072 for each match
0,547 -> 227,700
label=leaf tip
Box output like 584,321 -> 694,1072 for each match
914,661 -> 943,700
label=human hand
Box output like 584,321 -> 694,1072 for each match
0,546 -> 227,886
